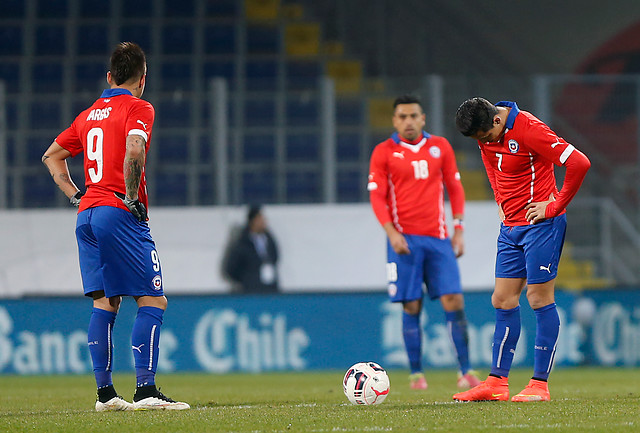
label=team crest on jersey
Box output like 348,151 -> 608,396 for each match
508,139 -> 519,153
152,275 -> 162,290
429,146 -> 441,158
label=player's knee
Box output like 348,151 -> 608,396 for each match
441,294 -> 464,311
526,292 -> 554,310
491,293 -> 518,309
402,300 -> 421,315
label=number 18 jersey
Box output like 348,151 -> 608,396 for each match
368,132 -> 465,238
55,88 -> 154,214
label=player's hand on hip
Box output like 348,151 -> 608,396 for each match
114,192 -> 148,222
69,190 -> 84,207
525,193 -> 555,224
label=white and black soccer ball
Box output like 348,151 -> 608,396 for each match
343,362 -> 390,405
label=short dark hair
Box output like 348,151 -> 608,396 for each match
109,42 -> 146,86
455,97 -> 498,136
393,94 -> 423,110
247,205 -> 262,223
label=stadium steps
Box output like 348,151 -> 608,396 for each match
459,169 -> 492,201
556,243 -> 611,290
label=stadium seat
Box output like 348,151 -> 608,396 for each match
162,24 -> 194,55
368,97 -> 395,129
244,97 -> 276,127
286,169 -> 320,203
245,0 -> 279,21
246,59 -> 278,91
77,24 -> 109,56
36,0 -> 67,18
244,134 -> 276,162
155,134 -> 190,163
337,133 -> 361,162
163,0 -> 194,17
2,0 -> 25,18
286,134 -> 319,161
29,100 -> 61,130
74,61 -> 107,92
161,61 -> 192,91
5,100 -> 17,127
286,60 -> 321,90
196,172 -> 215,205
286,96 -> 318,126
0,62 -> 20,93
203,61 -> 235,83
326,60 -> 362,94
204,24 -> 235,55
26,137 -> 48,164
337,99 -> 364,126
247,25 -> 280,54
206,0 -> 237,18
22,173 -> 57,207
35,25 -> 66,56
337,169 -> 365,203
458,169 -> 491,200
284,23 -> 320,57
120,24 -> 152,53
0,26 -> 22,56
32,62 -> 63,92
79,0 -> 110,18
156,98 -> 191,127
243,170 -> 276,203
5,136 -> 16,165
152,171 -> 188,206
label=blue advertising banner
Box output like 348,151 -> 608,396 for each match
0,289 -> 638,375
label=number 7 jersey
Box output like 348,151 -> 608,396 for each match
368,132 -> 465,238
55,88 -> 154,213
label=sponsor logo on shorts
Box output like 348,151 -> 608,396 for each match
152,275 -> 162,290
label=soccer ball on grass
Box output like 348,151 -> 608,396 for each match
342,362 -> 390,405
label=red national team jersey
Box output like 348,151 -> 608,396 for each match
479,101 -> 576,226
368,132 -> 465,238
56,88 -> 154,214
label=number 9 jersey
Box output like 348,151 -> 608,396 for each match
55,88 -> 154,214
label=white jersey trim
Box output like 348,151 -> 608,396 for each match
559,144 -> 575,164
399,137 -> 427,153
128,129 -> 148,142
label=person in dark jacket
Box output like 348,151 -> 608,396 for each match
222,205 -> 280,293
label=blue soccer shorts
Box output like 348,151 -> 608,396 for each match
76,206 -> 164,298
386,234 -> 462,303
495,214 -> 567,284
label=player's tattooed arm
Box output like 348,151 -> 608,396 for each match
42,142 -> 81,199
124,134 -> 146,199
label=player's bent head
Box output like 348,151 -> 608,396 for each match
455,97 -> 498,137
393,94 -> 423,112
109,42 -> 146,86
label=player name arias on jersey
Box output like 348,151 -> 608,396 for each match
86,107 -> 113,121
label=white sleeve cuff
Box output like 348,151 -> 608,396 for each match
128,129 -> 148,142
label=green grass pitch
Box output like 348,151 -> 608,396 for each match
0,368 -> 637,432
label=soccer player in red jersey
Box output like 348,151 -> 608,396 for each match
453,97 -> 591,402
368,95 -> 481,391
42,42 -> 189,411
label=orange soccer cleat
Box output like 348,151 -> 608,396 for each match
453,375 -> 509,401
409,372 -> 428,390
511,379 -> 550,402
